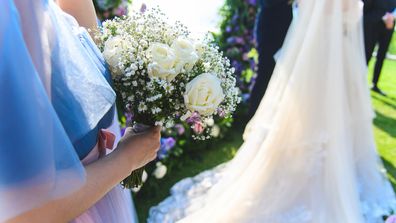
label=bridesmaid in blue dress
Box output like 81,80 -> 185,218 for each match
0,0 -> 160,222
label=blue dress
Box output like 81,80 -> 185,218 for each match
0,0 -> 124,221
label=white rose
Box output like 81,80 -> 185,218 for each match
148,43 -> 176,70
103,36 -> 126,75
184,73 -> 225,116
148,62 -> 177,81
153,162 -> 167,179
172,38 -> 199,72
148,43 -> 179,81
172,38 -> 196,58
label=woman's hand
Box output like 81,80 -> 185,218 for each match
383,12 -> 395,30
7,126 -> 161,223
117,126 -> 161,171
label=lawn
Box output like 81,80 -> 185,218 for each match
134,123 -> 245,222
369,58 -> 396,188
134,58 -> 396,222
389,31 -> 396,55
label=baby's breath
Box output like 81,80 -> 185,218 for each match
99,7 -> 240,139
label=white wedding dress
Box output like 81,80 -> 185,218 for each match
148,0 -> 396,222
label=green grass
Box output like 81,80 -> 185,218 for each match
134,59 -> 396,222
369,58 -> 396,188
389,31 -> 396,55
134,124 -> 245,222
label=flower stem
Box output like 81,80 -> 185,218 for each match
121,167 -> 145,189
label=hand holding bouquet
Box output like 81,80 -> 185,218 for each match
99,7 -> 240,188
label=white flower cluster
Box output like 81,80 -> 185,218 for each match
100,7 -> 240,139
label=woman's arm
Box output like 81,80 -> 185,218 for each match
7,127 -> 161,223
57,0 -> 99,38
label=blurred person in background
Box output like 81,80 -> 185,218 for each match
248,0 -> 293,119
363,0 -> 396,96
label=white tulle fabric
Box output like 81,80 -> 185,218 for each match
148,0 -> 396,222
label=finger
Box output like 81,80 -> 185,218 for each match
153,125 -> 162,133
124,127 -> 134,135
151,126 -> 161,139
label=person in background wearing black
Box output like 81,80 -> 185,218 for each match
248,0 -> 293,118
363,0 -> 396,96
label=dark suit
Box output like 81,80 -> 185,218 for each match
249,0 -> 293,118
363,0 -> 396,87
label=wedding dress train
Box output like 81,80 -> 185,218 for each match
148,0 -> 396,222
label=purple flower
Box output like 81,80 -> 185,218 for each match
125,112 -> 133,124
114,6 -> 127,17
186,112 -> 201,124
225,26 -> 232,33
232,61 -> 243,75
174,124 -> 185,135
227,37 -> 244,45
250,60 -> 256,71
227,37 -> 236,44
386,216 -> 396,223
249,75 -> 257,91
247,0 -> 257,5
157,137 -> 177,159
235,37 -> 245,45
163,137 -> 176,149
217,108 -> 226,117
231,14 -> 239,23
242,93 -> 251,103
140,3 -> 147,13
242,53 -> 249,61
121,127 -> 127,136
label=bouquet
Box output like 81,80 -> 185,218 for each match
99,7 -> 240,188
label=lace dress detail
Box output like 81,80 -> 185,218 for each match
148,164 -> 228,223
148,140 -> 395,223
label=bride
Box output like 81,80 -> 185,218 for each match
148,0 -> 396,222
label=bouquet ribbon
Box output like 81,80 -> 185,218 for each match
98,129 -> 116,157
82,129 -> 116,165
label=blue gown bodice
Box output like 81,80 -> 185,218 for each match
52,8 -> 116,159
